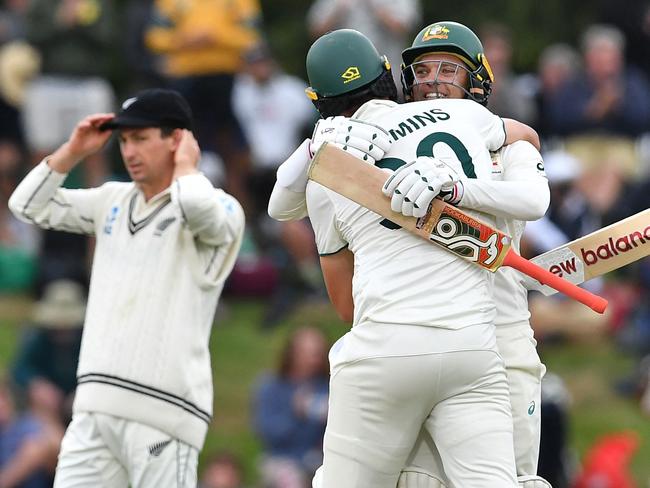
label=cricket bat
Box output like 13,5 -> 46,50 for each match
309,143 -> 608,314
525,210 -> 650,295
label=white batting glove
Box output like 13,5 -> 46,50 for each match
382,157 -> 463,218
309,116 -> 392,164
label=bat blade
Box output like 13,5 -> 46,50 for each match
527,209 -> 650,295
309,143 -> 608,313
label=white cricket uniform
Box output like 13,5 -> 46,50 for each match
8,162 -> 245,487
491,142 -> 548,476
403,141 -> 550,484
307,99 -> 517,487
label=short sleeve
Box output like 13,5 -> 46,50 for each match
305,182 -> 347,255
467,103 -> 506,151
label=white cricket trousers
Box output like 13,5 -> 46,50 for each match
320,348 -> 518,488
53,412 -> 198,488
496,322 -> 546,476
403,321 -> 547,483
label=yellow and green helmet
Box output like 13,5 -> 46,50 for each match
305,29 -> 397,117
401,21 -> 494,105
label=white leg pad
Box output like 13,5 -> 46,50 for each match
518,475 -> 553,487
397,468 -> 447,488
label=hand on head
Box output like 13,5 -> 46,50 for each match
173,129 -> 201,179
49,113 -> 115,173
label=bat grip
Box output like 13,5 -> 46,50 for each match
503,250 -> 608,314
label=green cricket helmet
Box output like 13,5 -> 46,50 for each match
401,21 -> 494,105
305,29 -> 397,117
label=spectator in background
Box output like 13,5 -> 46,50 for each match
10,280 -> 84,426
22,0 -> 118,295
0,0 -> 28,43
253,327 -> 329,488
0,0 -> 31,149
479,22 -> 536,123
523,150 -> 610,342
0,140 -> 38,294
23,0 -> 116,182
529,43 -> 581,143
232,43 -> 322,325
199,452 -> 246,488
595,0 -> 650,80
123,0 -> 164,93
545,24 -> 650,138
540,150 -> 598,242
145,0 -> 262,213
0,378 -> 59,488
307,0 -> 420,92
232,43 -> 316,221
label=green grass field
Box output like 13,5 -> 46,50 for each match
2,295 -> 649,485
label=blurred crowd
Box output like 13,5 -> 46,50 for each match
0,0 -> 649,486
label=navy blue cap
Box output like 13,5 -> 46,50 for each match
100,88 -> 193,131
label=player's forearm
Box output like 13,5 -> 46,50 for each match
47,142 -> 85,174
268,185 -> 308,221
461,179 -> 550,221
320,248 -> 355,323
8,161 -> 68,223
503,119 -> 540,151
173,174 -> 245,245
267,139 -> 311,221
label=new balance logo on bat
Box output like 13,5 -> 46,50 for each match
548,258 -> 578,277
580,225 -> 650,265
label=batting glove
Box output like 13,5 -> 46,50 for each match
382,156 -> 463,218
309,116 -> 392,164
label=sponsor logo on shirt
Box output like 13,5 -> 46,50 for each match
148,439 -> 172,457
219,195 -> 236,214
154,217 -> 176,236
103,206 -> 119,235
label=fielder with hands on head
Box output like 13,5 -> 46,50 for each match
8,88 -> 245,488
273,29 -> 543,488
268,23 -> 551,488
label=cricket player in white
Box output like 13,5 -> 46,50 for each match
309,99 -> 522,488
9,89 -> 245,487
390,22 -> 551,488
270,29 -> 545,488
268,26 -> 552,487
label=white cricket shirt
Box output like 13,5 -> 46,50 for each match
484,141 -> 549,327
9,162 -> 245,449
307,99 -> 506,330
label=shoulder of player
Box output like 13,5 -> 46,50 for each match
87,180 -> 133,198
353,99 -> 399,121
498,140 -> 542,162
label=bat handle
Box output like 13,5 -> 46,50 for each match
503,250 -> 608,314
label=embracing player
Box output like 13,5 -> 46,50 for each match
269,22 -> 552,488
393,22 -> 551,488
271,27 -> 545,487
